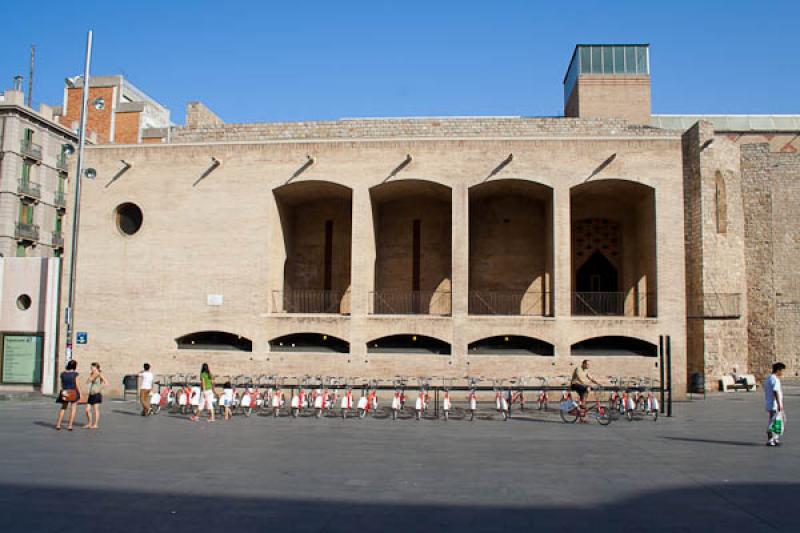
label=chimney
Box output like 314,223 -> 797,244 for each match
563,44 -> 651,124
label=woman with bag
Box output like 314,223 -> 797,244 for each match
83,362 -> 108,429
55,360 -> 82,431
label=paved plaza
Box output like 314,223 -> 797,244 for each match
0,388 -> 798,532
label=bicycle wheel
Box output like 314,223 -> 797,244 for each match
560,407 -> 579,423
596,407 -> 611,426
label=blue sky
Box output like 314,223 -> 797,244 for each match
2,1 -> 798,124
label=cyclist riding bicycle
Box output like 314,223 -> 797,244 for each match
571,359 -> 601,422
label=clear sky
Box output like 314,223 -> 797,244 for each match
2,1 -> 798,124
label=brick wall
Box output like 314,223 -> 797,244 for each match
60,86 -> 115,144
115,111 -> 141,144
170,117 -> 678,143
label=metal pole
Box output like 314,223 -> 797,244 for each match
64,30 -> 93,362
666,335 -> 673,417
28,44 -> 35,107
659,335 -> 665,414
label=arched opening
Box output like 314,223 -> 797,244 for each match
367,334 -> 451,355
468,335 -> 554,356
468,179 -> 553,316
176,331 -> 253,352
370,180 -> 451,315
268,333 -> 349,353
273,181 -> 352,314
571,336 -> 657,357
571,180 -> 656,317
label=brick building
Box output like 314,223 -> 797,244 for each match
56,44 -> 799,394
55,75 -> 170,144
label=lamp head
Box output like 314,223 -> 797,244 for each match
62,143 -> 75,156
84,168 -> 97,180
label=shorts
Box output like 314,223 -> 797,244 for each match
88,393 -> 103,405
570,383 -> 589,397
200,389 -> 215,410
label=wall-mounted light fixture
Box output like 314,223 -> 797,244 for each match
585,153 -> 617,182
383,154 -> 413,183
193,155 -> 223,187
104,159 -> 133,188
483,153 -> 514,182
285,155 -> 315,184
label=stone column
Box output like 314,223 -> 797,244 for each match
451,183 -> 469,374
553,183 -> 572,360
349,185 -> 376,358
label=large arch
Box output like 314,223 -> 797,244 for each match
469,179 -> 553,316
570,179 -> 656,317
571,335 -> 657,357
273,181 -> 352,314
370,180 -> 452,315
367,334 -> 451,355
468,335 -> 555,356
268,332 -> 349,353
175,331 -> 253,352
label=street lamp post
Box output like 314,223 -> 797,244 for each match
64,30 -> 93,361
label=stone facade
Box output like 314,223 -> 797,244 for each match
66,118 -> 687,396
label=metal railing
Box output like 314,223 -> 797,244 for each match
688,293 -> 741,319
572,291 -> 652,317
20,139 -> 42,161
15,222 -> 39,242
52,231 -> 64,248
272,290 -> 349,314
370,290 -> 452,315
54,191 -> 67,208
468,291 -> 551,316
56,154 -> 69,171
17,179 -> 41,200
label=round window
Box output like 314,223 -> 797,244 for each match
115,203 -> 143,236
17,294 -> 32,310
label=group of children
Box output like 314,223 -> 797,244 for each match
147,382 -> 496,421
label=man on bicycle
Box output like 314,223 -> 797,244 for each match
571,360 -> 601,422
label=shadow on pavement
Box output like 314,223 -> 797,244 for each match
0,482 -> 797,532
663,436 -> 763,447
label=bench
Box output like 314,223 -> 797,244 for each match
720,374 -> 758,392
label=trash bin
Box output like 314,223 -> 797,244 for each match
690,372 -> 705,393
122,374 -> 138,400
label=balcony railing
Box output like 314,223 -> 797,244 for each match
54,191 -> 67,209
56,154 -> 69,172
370,290 -> 452,315
688,293 -> 741,319
52,231 -> 64,248
17,179 -> 41,200
572,291 -> 653,317
468,291 -> 551,316
20,139 -> 43,161
15,222 -> 39,242
272,290 -> 349,314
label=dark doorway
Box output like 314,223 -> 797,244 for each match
574,251 -> 621,315
576,251 -> 618,291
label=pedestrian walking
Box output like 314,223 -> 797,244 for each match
55,360 -> 82,431
765,362 -> 786,447
83,362 -> 107,429
138,363 -> 154,416
221,381 -> 234,420
190,363 -> 216,422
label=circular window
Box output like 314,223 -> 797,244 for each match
115,203 -> 143,236
17,294 -> 32,310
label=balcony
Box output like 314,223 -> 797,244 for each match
468,291 -> 551,316
20,139 -> 43,161
54,191 -> 67,210
572,291 -> 653,317
17,179 -> 41,201
56,154 -> 69,172
688,293 -> 741,319
52,231 -> 64,248
370,290 -> 451,315
15,222 -> 39,242
271,290 -> 349,314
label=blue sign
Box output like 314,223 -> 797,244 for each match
76,332 -> 88,345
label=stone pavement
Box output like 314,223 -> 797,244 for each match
0,388 -> 798,532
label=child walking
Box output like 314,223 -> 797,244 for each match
221,381 -> 234,420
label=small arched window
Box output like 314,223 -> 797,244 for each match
176,331 -> 253,352
715,171 -> 727,234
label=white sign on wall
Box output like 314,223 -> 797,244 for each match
207,294 -> 224,306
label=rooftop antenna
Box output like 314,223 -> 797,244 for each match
28,44 -> 35,107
